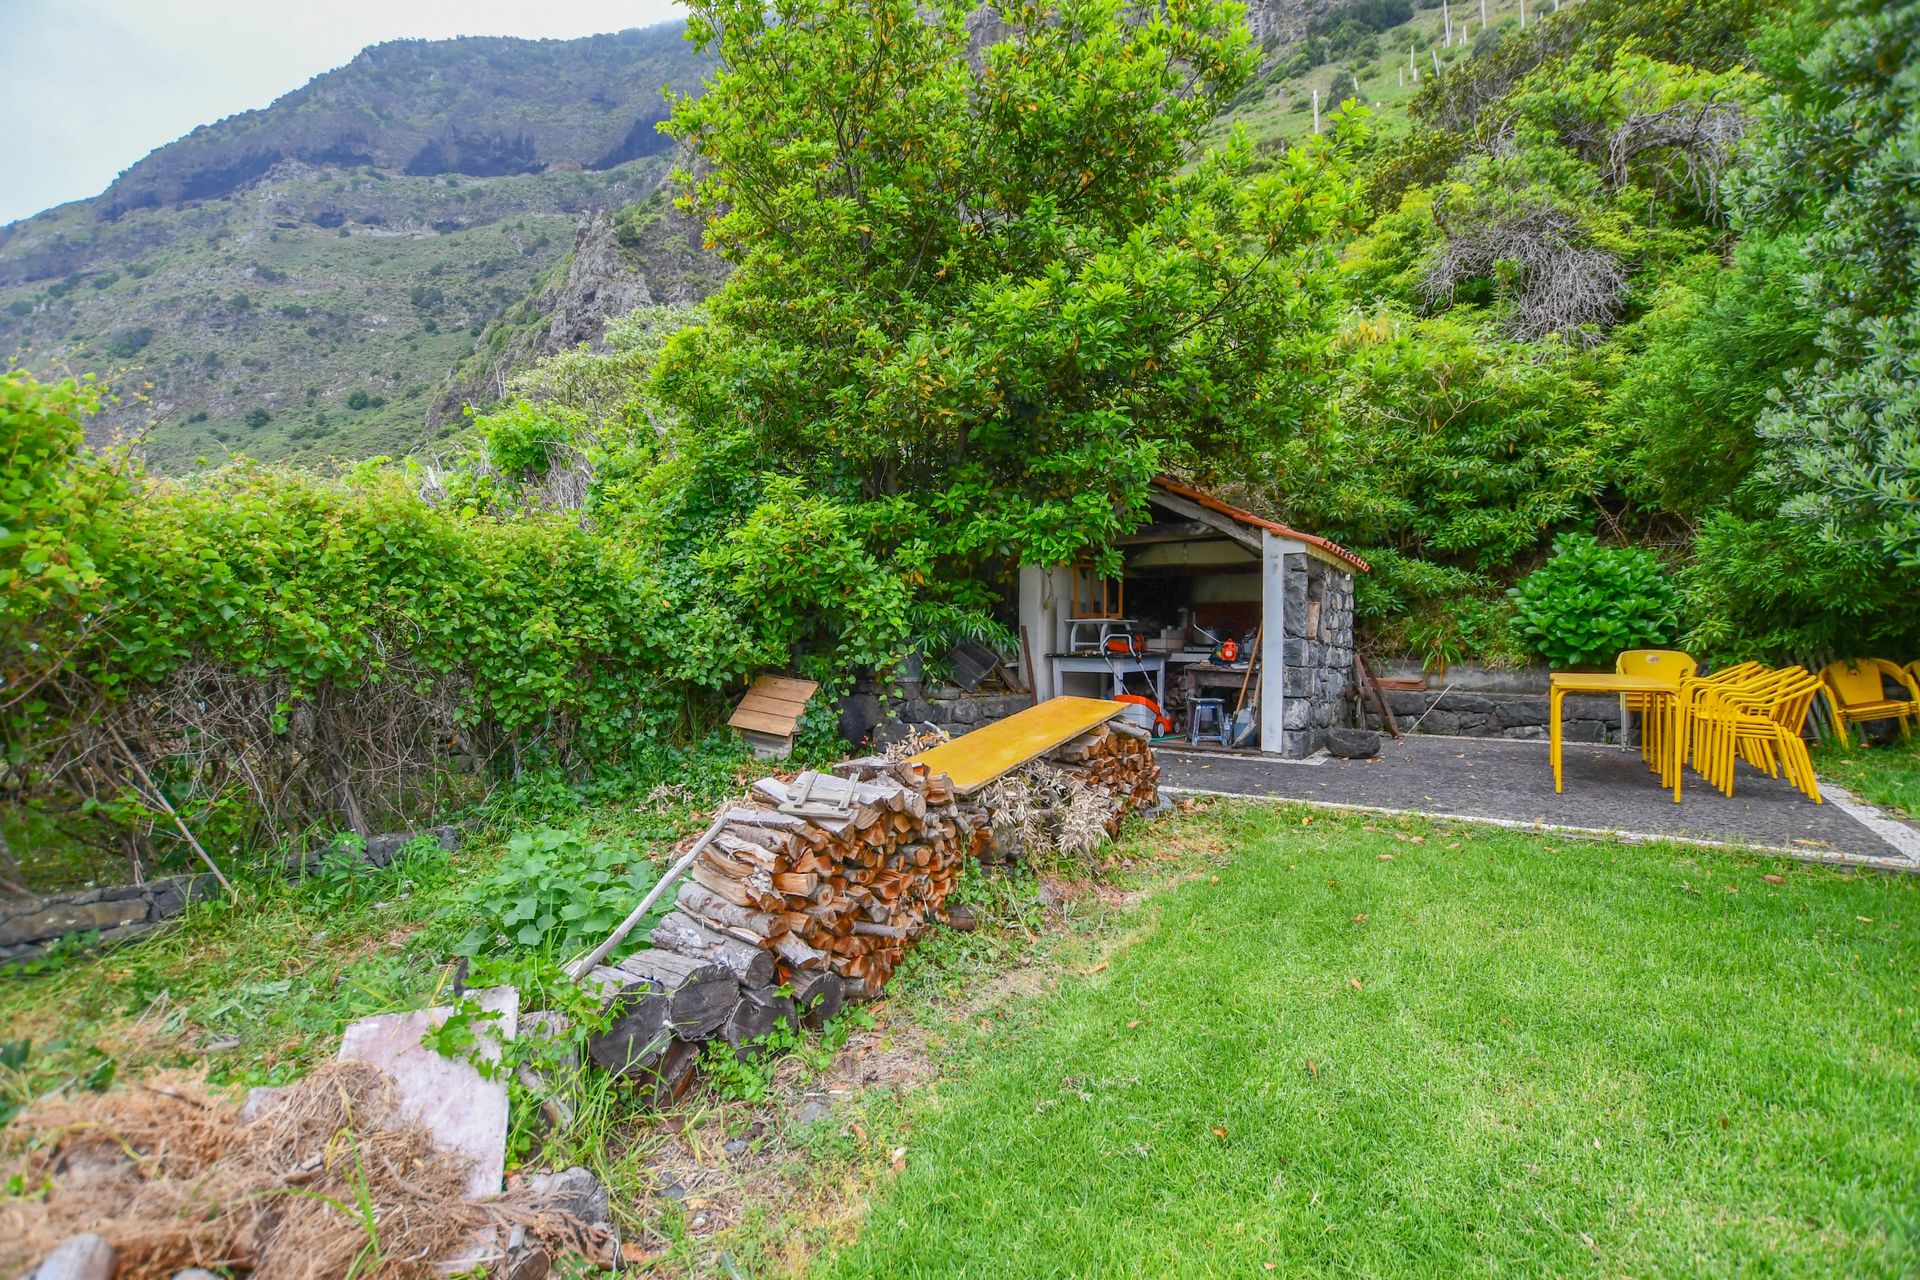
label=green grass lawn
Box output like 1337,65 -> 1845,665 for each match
823,804 -> 1920,1279
1816,734 -> 1920,818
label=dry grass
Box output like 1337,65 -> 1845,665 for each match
1,1060 -> 612,1278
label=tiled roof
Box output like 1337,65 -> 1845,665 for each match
1150,476 -> 1370,573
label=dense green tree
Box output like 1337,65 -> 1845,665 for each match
1606,237 -> 1819,517
651,0 -> 1362,640
1739,0 -> 1920,569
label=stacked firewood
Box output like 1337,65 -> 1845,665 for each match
580,758 -> 990,1099
1050,719 -> 1160,835
578,719 -> 1157,1102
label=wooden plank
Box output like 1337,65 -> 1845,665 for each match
729,706 -> 802,736
908,696 -> 1124,796
1144,488 -> 1262,554
755,676 -> 819,699
737,691 -> 812,717
729,674 -> 818,738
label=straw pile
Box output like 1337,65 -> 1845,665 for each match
0,1060 -> 610,1279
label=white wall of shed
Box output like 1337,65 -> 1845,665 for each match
1017,564 -> 1074,701
1260,530 -> 1306,753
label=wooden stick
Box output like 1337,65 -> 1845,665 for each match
107,725 -> 236,900
1355,654 -> 1400,739
1234,628 -> 1262,717
566,811 -> 728,981
1019,624 -> 1039,706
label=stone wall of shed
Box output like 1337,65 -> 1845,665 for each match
1279,553 -> 1357,757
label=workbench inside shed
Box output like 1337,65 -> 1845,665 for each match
1017,479 -> 1364,758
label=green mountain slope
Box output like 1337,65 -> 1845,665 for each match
0,23 -> 712,470
1218,0 -> 1546,150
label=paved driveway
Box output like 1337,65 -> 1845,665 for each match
1159,735 -> 1920,869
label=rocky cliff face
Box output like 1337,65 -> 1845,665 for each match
427,188 -> 728,430
95,26 -> 709,219
1242,0 -> 1344,52
0,23 -> 713,470
543,212 -> 663,353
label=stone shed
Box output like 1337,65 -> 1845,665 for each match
1018,477 -> 1367,757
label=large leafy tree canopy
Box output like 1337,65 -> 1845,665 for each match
1741,0 -> 1920,569
648,0 -> 1361,628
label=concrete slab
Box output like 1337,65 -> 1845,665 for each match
337,984 -> 518,1199
1159,736 -> 1919,869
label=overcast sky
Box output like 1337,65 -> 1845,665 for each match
0,0 -> 688,226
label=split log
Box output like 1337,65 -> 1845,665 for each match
614,951 -> 739,1039
645,1037 -> 703,1108
650,911 -> 776,987
679,884 -> 787,940
581,966 -> 672,1075
721,984 -> 798,1060
791,970 -> 843,1029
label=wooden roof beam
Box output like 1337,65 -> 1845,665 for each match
1143,489 -> 1262,555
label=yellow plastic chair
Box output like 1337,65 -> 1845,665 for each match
1817,659 -> 1920,747
1615,649 -> 1697,767
1684,666 -> 1788,786
1690,669 -> 1823,802
1661,661 -> 1764,772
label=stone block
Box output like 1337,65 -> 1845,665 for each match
1385,690 -> 1431,716
1285,567 -> 1308,614
1493,699 -> 1546,728
1283,698 -> 1312,729
146,873 -> 219,920
1441,694 -> 1496,716
21,1234 -> 114,1280
1325,727 -> 1381,758
1562,720 -> 1606,742
0,898 -> 149,948
836,693 -> 882,745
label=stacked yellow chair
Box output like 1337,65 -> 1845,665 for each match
1615,649 -> 1698,779
1817,659 -> 1920,747
1688,667 -> 1825,802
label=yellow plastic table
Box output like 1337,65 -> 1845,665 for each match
1549,673 -> 1683,803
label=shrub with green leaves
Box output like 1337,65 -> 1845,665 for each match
1509,535 -> 1680,668
451,827 -> 661,960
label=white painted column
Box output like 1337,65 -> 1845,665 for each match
1017,565 -> 1069,702
1260,531 -> 1287,755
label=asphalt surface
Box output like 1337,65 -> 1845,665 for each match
1159,735 -> 1920,868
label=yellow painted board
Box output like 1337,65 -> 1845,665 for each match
909,696 -> 1125,796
